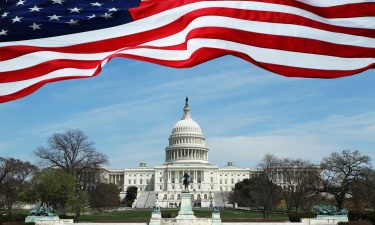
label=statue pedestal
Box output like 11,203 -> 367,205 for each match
176,191 -> 196,219
212,212 -> 222,225
25,216 -> 60,223
149,211 -> 161,225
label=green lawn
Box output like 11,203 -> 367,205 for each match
79,209 -> 289,223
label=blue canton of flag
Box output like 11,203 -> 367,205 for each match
0,0 -> 141,41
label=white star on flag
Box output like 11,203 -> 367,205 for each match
91,2 -> 102,7
29,22 -> 42,30
29,5 -> 42,12
68,7 -> 81,13
66,19 -> 79,25
47,14 -> 61,20
101,12 -> 113,19
11,16 -> 23,23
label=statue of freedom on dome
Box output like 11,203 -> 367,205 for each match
183,172 -> 190,191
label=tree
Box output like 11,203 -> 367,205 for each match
25,169 -> 76,213
90,183 -> 120,210
123,186 -> 138,207
318,150 -> 371,210
34,129 -> 108,190
279,158 -> 319,214
0,157 -> 36,217
229,177 -> 281,217
69,190 -> 88,222
258,154 -> 283,218
352,169 -> 375,212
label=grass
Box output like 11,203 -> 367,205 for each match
79,209 -> 289,223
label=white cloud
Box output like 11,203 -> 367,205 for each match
206,112 -> 375,168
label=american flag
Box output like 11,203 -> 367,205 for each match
0,0 -> 374,103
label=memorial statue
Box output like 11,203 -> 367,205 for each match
312,205 -> 348,216
183,173 -> 190,191
25,202 -> 59,223
28,202 -> 57,217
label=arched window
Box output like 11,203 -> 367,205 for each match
204,194 -> 207,199
177,194 -> 181,200
171,194 -> 174,200
197,194 -> 201,200
163,194 -> 167,200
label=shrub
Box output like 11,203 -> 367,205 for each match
161,212 -> 177,218
289,212 -> 316,222
349,211 -> 375,225
24,222 -> 35,225
338,222 -> 350,225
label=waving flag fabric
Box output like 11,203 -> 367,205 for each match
0,0 -> 374,103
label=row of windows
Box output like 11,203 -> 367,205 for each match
219,173 -> 248,177
219,178 -> 241,184
160,193 -> 212,200
128,179 -> 150,185
169,137 -> 204,145
172,127 -> 200,133
126,173 -> 152,177
159,184 -> 214,191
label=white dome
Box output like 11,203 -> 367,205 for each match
165,97 -> 209,164
172,118 -> 202,134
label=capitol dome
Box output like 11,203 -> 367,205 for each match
165,97 -> 209,164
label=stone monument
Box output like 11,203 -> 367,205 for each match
211,200 -> 222,225
149,198 -> 162,225
309,205 -> 349,223
25,202 -> 60,223
176,173 -> 196,220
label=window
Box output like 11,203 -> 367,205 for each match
128,180 -> 131,184
140,179 -> 143,184
204,194 -> 207,199
134,179 -> 136,184
210,177 -> 213,182
220,179 -> 222,184
160,185 -> 163,190
160,178 -> 162,182
163,194 -> 167,200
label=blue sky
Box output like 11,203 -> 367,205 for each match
0,56 -> 374,169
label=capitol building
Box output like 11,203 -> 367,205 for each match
101,98 -> 259,208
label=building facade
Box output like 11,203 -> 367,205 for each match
101,98 -> 260,208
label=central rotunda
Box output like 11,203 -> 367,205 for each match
165,97 -> 209,164
101,98 -> 255,208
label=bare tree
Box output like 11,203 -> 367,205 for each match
34,129 -> 108,190
258,154 -> 283,218
351,168 -> 375,212
279,158 -> 319,214
0,157 -> 36,217
318,150 -> 371,210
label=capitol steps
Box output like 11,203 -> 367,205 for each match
212,192 -> 227,208
144,191 -> 157,208
134,191 -> 149,208
134,191 -> 157,208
